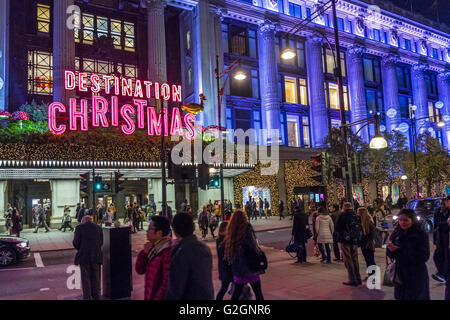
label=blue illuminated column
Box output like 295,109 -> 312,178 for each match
305,36 -> 328,147
437,71 -> 450,150
53,0 -> 75,105
192,0 -> 223,127
346,44 -> 368,143
147,0 -> 167,108
381,54 -> 401,132
411,63 -> 429,134
0,0 -> 9,111
258,20 -> 280,143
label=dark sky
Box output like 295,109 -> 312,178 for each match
387,0 -> 450,26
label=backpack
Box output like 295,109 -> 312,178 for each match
342,213 -> 362,244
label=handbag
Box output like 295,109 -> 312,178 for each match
247,242 -> 268,273
285,236 -> 300,258
305,227 -> 313,240
383,256 -> 402,287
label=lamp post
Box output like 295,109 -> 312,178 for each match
214,55 -> 246,220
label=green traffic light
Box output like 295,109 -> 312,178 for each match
95,183 -> 102,191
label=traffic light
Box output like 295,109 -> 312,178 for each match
114,171 -> 127,193
310,153 -> 324,184
80,172 -> 90,194
168,155 -> 196,181
198,164 -> 210,190
208,175 -> 220,189
94,176 -> 111,192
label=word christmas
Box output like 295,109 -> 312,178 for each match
48,71 -> 195,139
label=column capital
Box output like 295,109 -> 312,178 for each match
381,54 -> 399,69
210,6 -> 227,21
258,20 -> 277,38
306,34 -> 323,46
412,62 -> 428,73
347,44 -> 366,60
146,0 -> 166,11
438,70 -> 450,82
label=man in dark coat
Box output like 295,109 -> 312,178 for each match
292,206 -> 308,263
435,196 -> 450,299
165,212 -> 214,300
335,202 -> 362,286
73,215 -> 103,300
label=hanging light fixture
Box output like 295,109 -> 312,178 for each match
369,114 -> 388,150
437,121 -> 445,128
280,34 -> 296,60
233,69 -> 247,80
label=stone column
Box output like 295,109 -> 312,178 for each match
147,0 -> 167,108
437,71 -> 450,150
411,63 -> 429,134
346,44 -> 369,142
381,54 -> 402,132
258,20 -> 280,144
53,0 -> 75,105
192,0 -> 222,127
0,0 -> 9,111
306,36 -> 328,147
50,180 -> 80,228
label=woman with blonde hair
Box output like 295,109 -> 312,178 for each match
224,210 -> 264,300
357,207 -> 376,281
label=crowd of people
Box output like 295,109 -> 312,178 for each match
3,203 -> 24,237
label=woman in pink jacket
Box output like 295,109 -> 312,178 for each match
135,215 -> 173,300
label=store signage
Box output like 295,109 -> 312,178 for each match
397,122 -> 409,133
386,108 -> 397,119
48,71 -> 196,140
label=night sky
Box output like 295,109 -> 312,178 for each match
387,0 -> 450,27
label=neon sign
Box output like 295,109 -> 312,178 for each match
48,71 -> 196,140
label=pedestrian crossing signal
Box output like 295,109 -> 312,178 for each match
114,171 -> 126,193
80,172 -> 90,194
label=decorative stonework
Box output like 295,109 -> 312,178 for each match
412,63 -> 428,79
307,35 -> 324,46
146,0 -> 166,14
258,20 -> 277,38
347,44 -> 366,59
438,71 -> 450,82
381,54 -> 399,69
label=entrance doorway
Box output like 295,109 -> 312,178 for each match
293,186 -> 327,213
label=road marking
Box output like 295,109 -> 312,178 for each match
267,231 -> 276,233
0,267 -> 35,272
40,288 -> 50,292
34,253 -> 44,268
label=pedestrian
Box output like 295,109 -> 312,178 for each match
11,208 -> 23,237
73,215 -> 103,300
60,206 -> 74,232
387,208 -> 430,300
398,193 -> 408,210
103,206 -> 114,227
311,206 -> 319,243
180,199 -> 188,212
223,210 -> 265,300
97,204 -> 104,226
375,202 -> 389,248
131,204 -> 140,233
385,194 -> 393,215
215,221 -> 233,300
329,204 -> 342,261
244,201 -> 252,221
224,200 -> 232,221
435,195 -> 450,299
357,207 -> 376,281
135,215 -> 173,300
33,204 -> 50,233
147,200 -> 156,222
139,207 -> 146,231
292,206 -> 309,263
110,203 -> 117,222
198,206 -> 209,240
77,203 -> 87,224
250,198 -> 257,221
431,199 -> 449,283
315,207 -> 334,264
4,204 -> 12,235
258,198 -> 264,219
208,209 -> 218,239
75,203 -> 81,221
290,197 -> 297,220
335,202 -> 362,286
165,212 -> 214,300
264,198 -> 270,219
278,200 -> 285,220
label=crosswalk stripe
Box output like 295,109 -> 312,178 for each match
34,253 -> 44,268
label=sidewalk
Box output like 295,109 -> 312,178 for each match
16,216 -> 293,252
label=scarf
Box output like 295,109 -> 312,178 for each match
147,236 -> 171,262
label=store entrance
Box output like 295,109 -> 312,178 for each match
293,186 -> 327,213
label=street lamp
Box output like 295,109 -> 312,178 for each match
215,56 -> 246,220
401,175 -> 408,180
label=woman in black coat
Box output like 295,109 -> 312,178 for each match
216,221 -> 233,300
292,206 -> 308,263
11,208 -> 23,237
387,209 -> 430,300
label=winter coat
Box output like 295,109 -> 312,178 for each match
198,211 -> 209,229
335,209 -> 362,245
216,237 -> 233,282
315,214 -> 334,244
292,212 -> 308,243
165,234 -> 214,300
360,221 -> 376,251
435,217 -> 450,277
135,242 -> 172,300
230,224 -> 264,278
73,221 -> 103,265
387,224 -> 430,300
